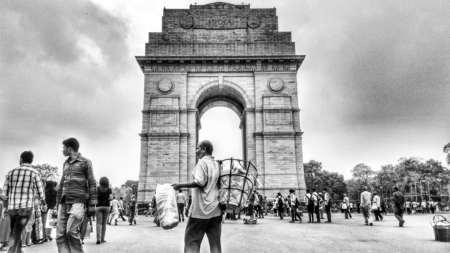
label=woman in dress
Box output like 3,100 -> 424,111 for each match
95,177 -> 112,244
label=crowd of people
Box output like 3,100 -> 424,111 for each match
0,138 -> 446,253
0,138 -> 140,253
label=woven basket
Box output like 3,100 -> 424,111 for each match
432,215 -> 450,242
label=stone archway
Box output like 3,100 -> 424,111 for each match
136,2 -> 306,203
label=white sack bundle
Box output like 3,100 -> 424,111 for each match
155,184 -> 179,230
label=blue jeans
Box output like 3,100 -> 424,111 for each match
56,203 -> 85,253
184,215 -> 222,253
95,206 -> 110,241
7,208 -> 32,253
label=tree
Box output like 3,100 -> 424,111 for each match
124,180 -> 139,196
351,163 -> 374,187
303,160 -> 347,201
32,164 -> 59,183
444,143 -> 450,165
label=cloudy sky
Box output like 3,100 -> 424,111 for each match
0,0 -> 449,187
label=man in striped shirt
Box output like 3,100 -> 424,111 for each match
3,150 -> 46,253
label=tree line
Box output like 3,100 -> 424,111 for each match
304,152 -> 450,202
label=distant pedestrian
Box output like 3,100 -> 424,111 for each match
276,193 -> 284,220
304,189 -> 314,223
430,200 -> 435,214
108,196 -> 120,225
392,187 -> 405,227
323,188 -> 332,223
172,140 -> 222,253
117,197 -> 126,221
312,188 -> 321,223
405,199 -> 411,214
257,192 -> 264,218
43,179 -> 57,242
176,190 -> 186,222
128,195 -> 137,225
3,151 -> 46,253
372,192 -> 383,221
96,177 -> 112,244
56,138 -> 97,253
185,196 -> 192,217
343,194 -> 352,219
288,189 -> 301,223
360,186 -> 373,226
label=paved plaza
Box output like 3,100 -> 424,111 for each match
28,212 -> 449,253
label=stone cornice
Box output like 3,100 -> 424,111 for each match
139,133 -> 190,137
253,131 -> 303,137
136,55 -> 305,73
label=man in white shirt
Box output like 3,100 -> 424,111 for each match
176,190 -> 187,222
172,140 -> 221,253
312,188 -> 321,223
289,189 -> 301,223
343,194 -> 352,219
405,200 -> 411,214
360,186 -> 373,226
373,192 -> 383,221
322,188 -> 332,223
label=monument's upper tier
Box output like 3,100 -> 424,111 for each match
146,2 -> 295,57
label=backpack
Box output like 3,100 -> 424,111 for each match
277,196 -> 284,206
306,194 -> 314,207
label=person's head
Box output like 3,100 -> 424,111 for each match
344,193 -> 347,197
20,151 -> 34,164
289,189 -> 294,194
306,189 -> 310,193
264,196 -> 267,199
277,192 -> 281,196
99,177 -> 109,187
373,191 -> 377,195
179,189 -> 182,193
45,180 -> 57,190
363,186 -> 368,191
113,196 -> 116,199
323,188 -> 328,192
62,138 -> 79,156
393,186 -> 399,191
196,140 -> 213,159
312,188 -> 316,192
120,197 -> 123,200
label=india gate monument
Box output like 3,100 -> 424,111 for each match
136,2 -> 306,203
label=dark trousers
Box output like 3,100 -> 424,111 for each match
325,205 -> 331,222
184,215 -> 222,253
374,208 -> 383,221
8,208 -> 32,253
277,206 -> 283,219
314,206 -> 321,222
344,208 -> 352,219
185,205 -> 190,217
178,203 -> 185,221
430,207 -> 435,214
394,207 -> 404,223
307,206 -> 314,222
118,210 -> 126,221
291,208 -> 301,221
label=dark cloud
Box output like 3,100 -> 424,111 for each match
0,0 -> 136,144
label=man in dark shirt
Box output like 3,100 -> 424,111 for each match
392,186 -> 405,227
56,138 -> 97,253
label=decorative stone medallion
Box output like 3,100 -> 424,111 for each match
180,17 -> 194,29
247,16 -> 261,28
267,78 -> 285,93
157,79 -> 174,94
